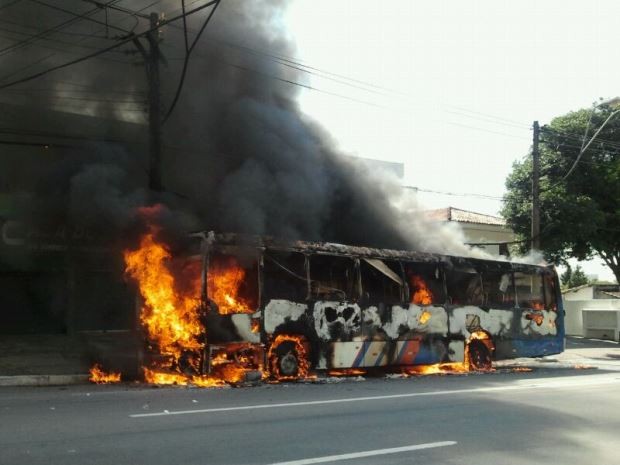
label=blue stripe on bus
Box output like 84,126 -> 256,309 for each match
396,341 -> 409,363
352,343 -> 370,367
375,348 -> 386,367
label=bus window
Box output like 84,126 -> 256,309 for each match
208,252 -> 258,314
514,270 -> 544,309
310,255 -> 359,301
481,271 -> 515,308
446,268 -> 483,306
404,263 -> 445,305
263,252 -> 308,301
360,258 -> 403,305
544,272 -> 558,311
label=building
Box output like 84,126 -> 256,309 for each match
424,207 -> 516,256
563,284 -> 620,341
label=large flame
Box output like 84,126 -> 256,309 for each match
122,226 -> 260,386
208,257 -> 253,314
410,275 -> 434,305
124,229 -> 203,365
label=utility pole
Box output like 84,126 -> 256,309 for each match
531,121 -> 540,251
146,13 -> 163,192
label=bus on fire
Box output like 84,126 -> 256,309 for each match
137,232 -> 564,383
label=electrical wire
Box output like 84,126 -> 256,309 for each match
403,185 -> 505,201
0,0 -> 122,58
162,0 -> 221,123
0,0 -> 219,90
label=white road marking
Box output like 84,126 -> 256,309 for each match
267,441 -> 457,465
129,373 -> 620,418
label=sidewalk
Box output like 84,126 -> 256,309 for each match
0,334 -> 90,386
0,332 -> 140,386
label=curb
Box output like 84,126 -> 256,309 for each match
0,374 -> 89,387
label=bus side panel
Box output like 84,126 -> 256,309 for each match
510,337 -> 563,357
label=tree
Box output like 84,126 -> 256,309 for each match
560,264 -> 590,289
502,103 -> 620,284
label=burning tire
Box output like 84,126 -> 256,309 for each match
467,339 -> 492,371
268,334 -> 309,380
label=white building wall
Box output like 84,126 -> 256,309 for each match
563,286 -> 595,301
564,299 -> 620,340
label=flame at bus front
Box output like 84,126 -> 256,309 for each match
124,229 -> 203,366
122,227 -> 257,386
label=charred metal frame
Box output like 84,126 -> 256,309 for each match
195,232 -> 565,375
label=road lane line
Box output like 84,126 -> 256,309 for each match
267,441 -> 457,465
129,373 -> 620,418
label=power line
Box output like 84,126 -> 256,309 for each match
403,185 -> 506,201
0,0 -> 219,91
0,1 -> 121,58
162,0 -> 221,123
29,0 -> 131,36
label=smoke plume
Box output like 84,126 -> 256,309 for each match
3,0 -> 487,258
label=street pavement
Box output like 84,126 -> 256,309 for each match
1,337 -> 619,465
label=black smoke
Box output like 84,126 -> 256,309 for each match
3,0 -> 414,251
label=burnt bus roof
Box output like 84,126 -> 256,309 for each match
198,232 -> 554,275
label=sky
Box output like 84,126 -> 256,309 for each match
283,0 -> 620,282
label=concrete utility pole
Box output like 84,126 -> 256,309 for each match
531,121 -> 540,251
146,12 -> 163,192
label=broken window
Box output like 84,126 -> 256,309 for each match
543,271 -> 558,311
360,258 -> 403,305
481,271 -> 515,308
446,267 -> 483,306
309,255 -> 359,301
263,251 -> 308,302
404,262 -> 445,305
208,251 -> 259,314
514,269 -> 545,310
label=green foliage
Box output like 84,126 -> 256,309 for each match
502,104 -> 620,284
560,265 -> 590,289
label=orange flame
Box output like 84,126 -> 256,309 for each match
418,310 -> 431,324
327,368 -> 366,377
410,275 -> 434,305
208,257 -> 253,314
124,229 -> 203,366
143,368 -> 225,387
89,364 -> 121,384
268,334 -> 310,381
402,362 -> 469,376
122,226 -> 262,387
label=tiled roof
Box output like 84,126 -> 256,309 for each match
424,207 -> 506,226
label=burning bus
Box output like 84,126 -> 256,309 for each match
123,231 -> 564,385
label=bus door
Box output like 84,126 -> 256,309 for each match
308,255 -> 362,368
358,258 -> 406,367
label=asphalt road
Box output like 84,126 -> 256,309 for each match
2,362 -> 620,465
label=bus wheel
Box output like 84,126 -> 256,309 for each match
467,340 -> 492,371
268,335 -> 308,380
